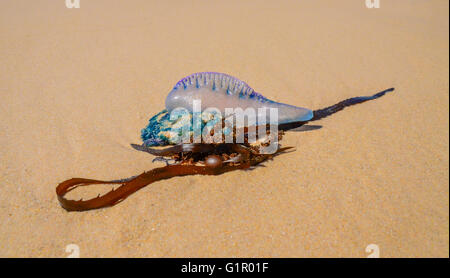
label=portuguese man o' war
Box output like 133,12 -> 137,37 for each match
56,72 -> 394,211
139,72 -> 393,147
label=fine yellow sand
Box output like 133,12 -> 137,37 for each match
0,0 -> 448,257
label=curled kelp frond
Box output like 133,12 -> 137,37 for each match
56,143 -> 292,211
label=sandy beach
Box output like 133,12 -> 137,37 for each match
0,0 -> 448,257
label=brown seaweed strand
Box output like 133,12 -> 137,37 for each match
56,161 -> 254,212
